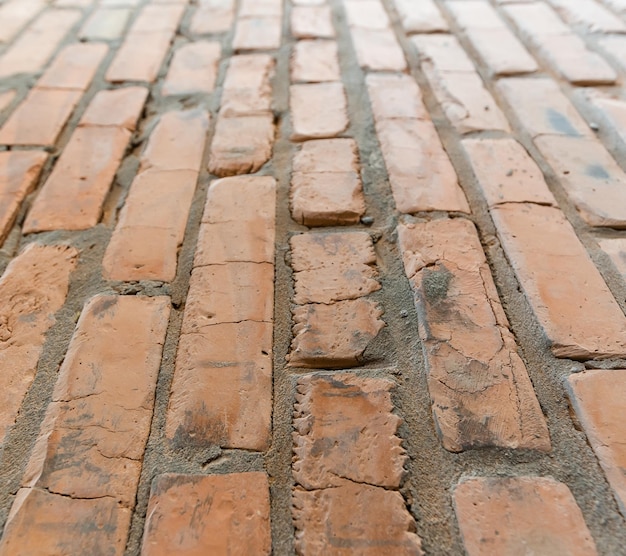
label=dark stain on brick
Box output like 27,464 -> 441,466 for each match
546,108 -> 579,136
422,265 -> 452,304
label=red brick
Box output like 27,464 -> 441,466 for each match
599,238 -> 626,280
0,151 -> 47,242
454,477 -> 598,555
349,28 -> 407,71
37,43 -> 108,90
497,77 -> 593,139
233,17 -> 282,51
293,374 -> 406,489
142,473 -> 272,556
291,40 -> 341,83
293,137 -> 358,173
79,7 -> 130,40
79,86 -> 148,130
568,369 -> 626,517
549,0 -> 626,33
0,0 -> 46,44
0,10 -> 81,77
291,6 -> 334,38
393,0 -> 448,33
23,126 -> 132,232
220,54 -> 274,116
491,203 -> 626,359
190,0 -> 234,34
162,41 -> 221,96
0,244 -> 77,445
290,82 -> 348,140
398,219 -> 550,452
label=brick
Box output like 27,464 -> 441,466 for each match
535,135 -> 626,227
548,0 -> 626,33
0,0 -> 46,43
293,374 -> 406,489
291,6 -> 334,38
130,4 -> 185,33
106,30 -> 174,82
497,77 -> 593,139
0,88 -> 82,146
293,481 -> 423,555
293,137 -> 359,173
291,232 -> 380,304
162,41 -> 221,96
366,72 -> 427,120
190,0 -> 234,34
598,36 -> 626,75
23,126 -> 132,233
0,151 -> 47,242
79,7 -> 130,40
37,43 -> 108,90
392,0 -> 448,33
344,0 -> 390,29
586,93 -> 626,145
599,238 -> 626,280
142,473 -> 272,556
0,10 -> 81,77
220,54 -> 274,116
79,86 -> 148,130
349,28 -> 407,71
0,244 -> 76,445
568,369 -> 626,517
208,114 -> 274,176
454,477 -> 598,556
0,90 -> 15,113
239,0 -> 281,17
397,219 -> 550,452
462,137 -> 557,207
413,35 -> 510,133
505,3 -> 616,85
288,298 -> 385,368
291,40 -> 341,83
290,82 -> 348,140
233,17 -> 282,51
491,203 -> 626,359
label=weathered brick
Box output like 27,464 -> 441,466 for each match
413,35 -> 510,133
233,17 -> 282,51
293,137 -> 358,174
0,10 -> 81,77
142,473 -> 272,556
398,219 -> 550,452
393,0 -> 448,33
293,374 -> 406,489
497,77 -> 593,139
344,0 -> 390,29
548,0 -> 626,33
491,203 -> 626,359
597,36 -> 626,75
586,93 -> 626,145
0,244 -> 76,445
599,238 -> 626,280
36,43 -> 108,90
239,0 -> 281,17
349,28 -> 407,71
220,54 -> 274,116
290,82 -> 348,141
291,6 -> 334,38
79,7 -> 130,40
190,0 -> 234,34
162,41 -> 221,96
0,151 -> 47,242
454,477 -> 598,555
130,4 -> 185,32
568,369 -> 626,517
366,72 -> 427,120
0,0 -> 46,44
79,86 -> 148,130
291,40 -> 341,83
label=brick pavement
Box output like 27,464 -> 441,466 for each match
0,0 -> 625,554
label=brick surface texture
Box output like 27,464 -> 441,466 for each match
0,0 -> 625,554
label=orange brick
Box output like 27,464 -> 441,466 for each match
130,3 -> 185,33
454,477 -> 598,555
233,17 -> 282,51
491,203 -> 626,359
349,28 -> 407,71
290,82 -> 348,140
549,0 -> 626,33
398,219 -> 550,452
220,54 -> 274,116
79,8 -> 131,40
162,41 -> 221,96
367,73 -> 427,120
190,0 -> 235,34
0,151 -> 47,242
79,86 -> 148,130
37,43 -> 108,90
291,40 -> 340,83
599,238 -> 626,280
0,10 -> 81,77
568,369 -> 626,517
0,244 -> 76,445
291,6 -> 334,38
106,30 -> 174,82
0,0 -> 46,44
293,137 -> 359,173
393,0 -> 448,33
142,473 -> 272,556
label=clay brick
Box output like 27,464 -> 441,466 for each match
397,219 -> 550,452
142,473 -> 272,556
462,137 -> 557,207
413,35 -> 510,133
0,88 -> 83,146
0,0 -> 46,44
548,0 -> 626,33
291,6 -> 334,38
23,126 -> 132,232
0,10 -> 81,77
288,299 -> 385,368
36,43 -> 108,90
130,4 -> 185,33
535,135 -> 626,228
366,73 -> 427,120
454,477 -> 598,556
79,7 -> 130,40
208,114 -> 274,176
293,480 -> 423,554
107,30 -> 174,82
290,82 -> 348,141
586,93 -> 626,145
344,0 -> 390,29
239,0 -> 282,17
393,0 -> 448,33
191,0 -> 234,34
220,54 -> 274,117
290,232 -> 380,304
490,203 -> 626,359
291,40 -> 341,83
599,238 -> 626,280
79,86 -> 148,130
293,374 -> 406,489
233,17 -> 282,51
568,369 -> 626,517
497,77 -> 593,139
293,137 -> 358,174
162,41 -> 221,96
0,151 -> 47,242
0,244 -> 76,445
349,28 -> 407,71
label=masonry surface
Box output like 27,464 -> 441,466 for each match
0,0 -> 625,554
